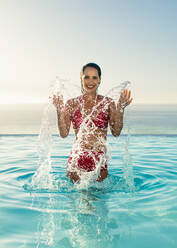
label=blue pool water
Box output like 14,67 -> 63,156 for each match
0,134 -> 177,248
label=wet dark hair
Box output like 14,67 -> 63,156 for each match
81,63 -> 101,77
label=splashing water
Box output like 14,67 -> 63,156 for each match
122,129 -> 135,191
31,102 -> 55,190
30,77 -> 134,191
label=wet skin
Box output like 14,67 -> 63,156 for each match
53,66 -> 133,183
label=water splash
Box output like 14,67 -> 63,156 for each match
122,129 -> 135,191
30,77 -> 80,190
49,76 -> 81,104
31,102 -> 55,190
105,81 -> 131,102
30,77 -> 134,191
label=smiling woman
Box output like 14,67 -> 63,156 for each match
53,63 -> 132,183
80,63 -> 101,94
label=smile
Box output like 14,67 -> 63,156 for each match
86,85 -> 95,89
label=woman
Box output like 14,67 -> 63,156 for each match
53,63 -> 132,183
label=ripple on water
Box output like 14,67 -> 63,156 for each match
1,135 -> 177,248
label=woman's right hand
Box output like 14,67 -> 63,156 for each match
53,94 -> 64,111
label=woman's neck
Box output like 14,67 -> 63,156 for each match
83,92 -> 97,101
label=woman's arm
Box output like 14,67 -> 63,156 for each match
109,89 -> 132,137
53,95 -> 72,138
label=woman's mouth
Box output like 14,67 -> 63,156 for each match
86,85 -> 95,89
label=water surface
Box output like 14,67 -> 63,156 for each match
0,134 -> 177,247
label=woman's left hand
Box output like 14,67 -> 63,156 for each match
118,89 -> 133,110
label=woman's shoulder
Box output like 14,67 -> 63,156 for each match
66,95 -> 82,106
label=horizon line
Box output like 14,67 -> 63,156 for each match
0,102 -> 177,105
0,133 -> 177,137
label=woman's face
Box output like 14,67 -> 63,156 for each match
81,67 -> 101,94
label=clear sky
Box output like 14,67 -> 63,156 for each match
0,0 -> 177,104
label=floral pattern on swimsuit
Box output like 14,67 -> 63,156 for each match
68,151 -> 108,172
72,108 -> 108,129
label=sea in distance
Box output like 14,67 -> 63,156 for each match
0,103 -> 177,135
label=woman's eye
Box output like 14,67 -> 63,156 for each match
84,75 -> 98,80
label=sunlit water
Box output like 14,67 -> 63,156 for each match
0,134 -> 177,248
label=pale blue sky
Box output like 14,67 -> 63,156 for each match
0,0 -> 177,104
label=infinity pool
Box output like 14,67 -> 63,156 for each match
0,134 -> 177,248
